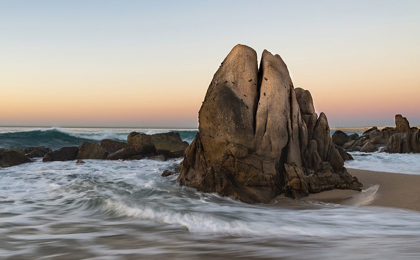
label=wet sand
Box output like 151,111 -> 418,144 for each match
304,169 -> 420,212
349,168 -> 420,211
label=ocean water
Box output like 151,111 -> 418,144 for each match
347,152 -> 420,175
1,127 -> 420,259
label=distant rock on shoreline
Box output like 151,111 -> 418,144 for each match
177,44 -> 362,203
0,132 -> 189,168
333,114 -> 420,153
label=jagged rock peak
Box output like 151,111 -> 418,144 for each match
395,114 -> 411,132
177,44 -> 361,203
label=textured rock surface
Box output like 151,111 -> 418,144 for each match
24,146 -> 52,158
43,147 -> 79,162
332,131 -> 349,146
107,147 -> 138,160
151,132 -> 183,143
335,145 -> 354,161
1,148 -> 25,155
339,115 -> 419,154
152,133 -> 189,158
161,170 -> 176,177
395,114 -> 411,132
77,142 -> 109,159
385,130 -> 420,153
0,150 -> 32,167
127,132 -> 156,154
177,44 -> 361,203
100,139 -> 128,153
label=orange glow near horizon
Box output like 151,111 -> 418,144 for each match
1,55 -> 420,127
2,68 -> 419,127
0,75 -> 204,127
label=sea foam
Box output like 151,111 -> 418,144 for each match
346,152 -> 420,175
1,149 -> 420,258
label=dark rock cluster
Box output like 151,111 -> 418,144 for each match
0,132 -> 189,168
177,44 -> 361,203
0,149 -> 32,168
333,114 -> 420,153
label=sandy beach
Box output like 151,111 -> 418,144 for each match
304,168 -> 420,212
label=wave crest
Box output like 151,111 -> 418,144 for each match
0,128 -> 198,150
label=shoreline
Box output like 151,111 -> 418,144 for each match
303,168 -> 420,212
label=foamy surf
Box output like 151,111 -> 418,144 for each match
343,185 -> 380,206
346,152 -> 420,175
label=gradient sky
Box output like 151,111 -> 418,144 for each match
1,0 -> 419,128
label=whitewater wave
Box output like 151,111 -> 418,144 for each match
99,196 -> 420,238
2,155 -> 420,259
0,128 -> 94,150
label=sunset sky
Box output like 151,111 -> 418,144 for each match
1,0 -> 419,128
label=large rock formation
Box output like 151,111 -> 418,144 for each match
177,44 -> 361,203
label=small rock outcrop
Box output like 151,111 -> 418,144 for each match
332,131 -> 351,147
2,131 -> 189,167
335,114 -> 420,153
161,170 -> 176,177
152,132 -> 189,158
395,114 -> 411,132
43,147 -> 79,162
127,133 -> 156,155
77,142 -> 109,159
100,139 -> 128,153
177,44 -> 361,203
0,150 -> 32,167
24,146 -> 52,158
76,159 -> 85,164
125,132 -> 189,158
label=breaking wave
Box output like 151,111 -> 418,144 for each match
0,127 -> 198,150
